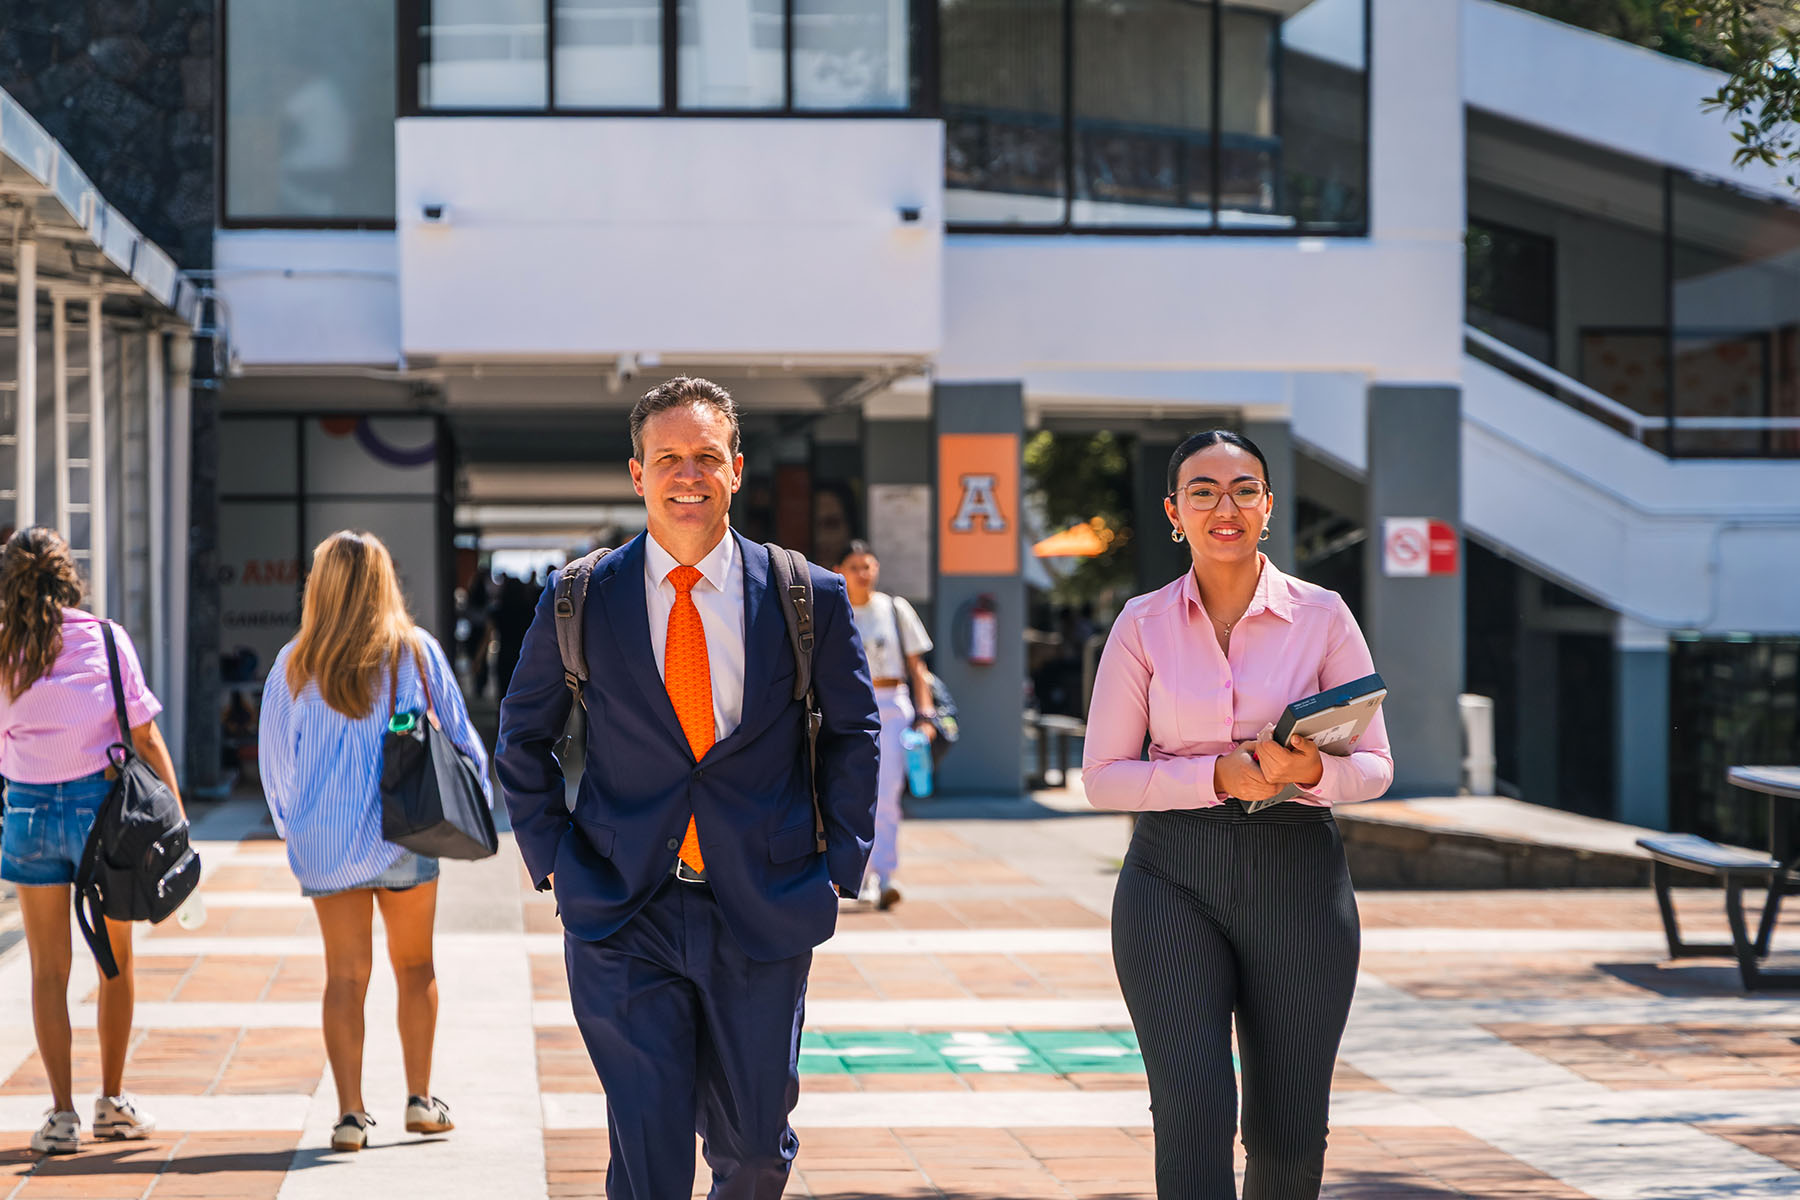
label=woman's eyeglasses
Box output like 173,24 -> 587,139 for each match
1168,480 -> 1270,510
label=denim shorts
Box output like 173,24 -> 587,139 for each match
300,850 -> 440,899
1,771 -> 112,887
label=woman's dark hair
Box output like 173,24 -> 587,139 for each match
835,539 -> 876,567
0,526 -> 85,701
1166,430 -> 1272,495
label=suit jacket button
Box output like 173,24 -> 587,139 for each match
693,768 -> 703,780
666,838 -> 679,851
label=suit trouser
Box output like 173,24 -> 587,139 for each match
1111,802 -> 1360,1200
566,876 -> 811,1200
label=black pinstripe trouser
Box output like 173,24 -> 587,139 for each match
1113,800 -> 1360,1200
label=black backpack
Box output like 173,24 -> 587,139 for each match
553,541 -> 826,855
76,622 -> 201,979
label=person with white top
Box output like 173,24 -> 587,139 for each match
0,526 -> 180,1155
835,540 -> 936,910
259,530 -> 490,1152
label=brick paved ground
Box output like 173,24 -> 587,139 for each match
0,800 -> 1797,1199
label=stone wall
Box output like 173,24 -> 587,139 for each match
0,1 -> 215,268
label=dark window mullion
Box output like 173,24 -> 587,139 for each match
784,0 -> 796,111
1061,0 -> 1074,230
545,0 -> 557,110
664,0 -> 680,110
1209,0 -> 1221,231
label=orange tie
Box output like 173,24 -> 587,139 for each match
665,565 -> 713,873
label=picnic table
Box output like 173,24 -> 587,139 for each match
1636,765 -> 1800,991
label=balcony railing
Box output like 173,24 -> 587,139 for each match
1464,325 -> 1800,459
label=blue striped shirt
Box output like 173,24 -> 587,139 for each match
258,631 -> 491,893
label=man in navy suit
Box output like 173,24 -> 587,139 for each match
497,376 -> 879,1200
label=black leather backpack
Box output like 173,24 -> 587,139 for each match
75,622 -> 200,978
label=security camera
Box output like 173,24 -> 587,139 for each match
614,353 -> 639,387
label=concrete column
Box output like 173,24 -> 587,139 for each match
1132,438 -> 1187,593
1244,418 -> 1295,573
932,381 -> 1024,797
1614,617 -> 1670,830
16,236 -> 34,528
1364,384 -> 1463,795
863,404 -> 933,620
185,317 -> 223,797
87,292 -> 107,617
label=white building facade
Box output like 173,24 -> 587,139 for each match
207,0 -> 1800,837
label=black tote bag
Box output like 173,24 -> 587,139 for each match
379,637 -> 498,861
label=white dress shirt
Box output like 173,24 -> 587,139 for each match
644,530 -> 747,743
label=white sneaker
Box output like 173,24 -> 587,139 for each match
94,1094 -> 156,1140
857,875 -> 882,906
405,1094 -> 454,1134
30,1109 -> 80,1155
331,1111 -> 376,1152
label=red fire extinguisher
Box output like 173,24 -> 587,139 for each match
967,594 -> 998,666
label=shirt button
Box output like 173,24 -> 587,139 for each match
666,838 -> 680,851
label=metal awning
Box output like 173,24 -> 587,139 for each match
0,87 -> 196,320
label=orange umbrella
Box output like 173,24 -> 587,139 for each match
1033,520 -> 1110,558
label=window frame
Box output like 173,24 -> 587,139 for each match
941,0 -> 1372,238
218,0 -> 403,231
398,0 -> 938,118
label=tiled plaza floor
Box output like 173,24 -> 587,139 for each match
0,798 -> 1797,1199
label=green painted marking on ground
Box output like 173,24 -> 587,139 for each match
797,1029 -> 1145,1075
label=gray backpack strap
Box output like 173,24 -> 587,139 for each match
552,547 -> 612,707
764,544 -> 813,703
765,543 -> 825,854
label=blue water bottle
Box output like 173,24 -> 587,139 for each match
902,727 -> 934,798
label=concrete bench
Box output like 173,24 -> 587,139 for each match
1636,833 -> 1791,991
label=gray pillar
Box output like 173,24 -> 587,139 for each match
1614,618 -> 1670,829
933,382 -> 1025,797
185,321 -> 224,797
864,416 -> 933,625
1364,384 -> 1463,795
1133,438 -> 1187,593
1244,418 -> 1295,573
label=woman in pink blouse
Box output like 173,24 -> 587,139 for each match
0,527 -> 181,1156
1084,431 -> 1391,1200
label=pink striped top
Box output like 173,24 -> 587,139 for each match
1083,556 -> 1393,811
0,608 -> 162,784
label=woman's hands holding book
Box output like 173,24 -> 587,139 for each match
1254,729 -> 1325,789
1215,744 -> 1283,803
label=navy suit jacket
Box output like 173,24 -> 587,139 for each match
496,531 -> 880,962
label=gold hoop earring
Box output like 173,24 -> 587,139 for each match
1171,528 -> 1185,544
1259,528 -> 1271,542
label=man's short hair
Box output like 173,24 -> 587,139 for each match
630,376 -> 742,461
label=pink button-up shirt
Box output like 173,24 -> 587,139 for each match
1083,556 -> 1392,811
0,608 -> 162,784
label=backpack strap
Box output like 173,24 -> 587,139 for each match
81,622 -> 131,980
552,548 -> 613,708
764,544 -> 814,703
765,544 -> 825,855
99,622 -> 134,755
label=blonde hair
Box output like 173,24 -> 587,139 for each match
0,526 -> 86,701
285,531 -> 416,719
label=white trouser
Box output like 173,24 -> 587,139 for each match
868,684 -> 914,888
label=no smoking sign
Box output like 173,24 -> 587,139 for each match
1382,518 -> 1458,578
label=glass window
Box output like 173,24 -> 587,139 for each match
1216,7 -> 1277,228
421,0 -> 549,109
1276,0 -> 1368,231
942,0 -> 1067,226
225,0 -> 396,222
793,0 -> 911,110
1670,175 -> 1800,457
556,0 -> 665,107
943,0 -> 1367,233
1072,0 -> 1213,229
677,0 -> 786,109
